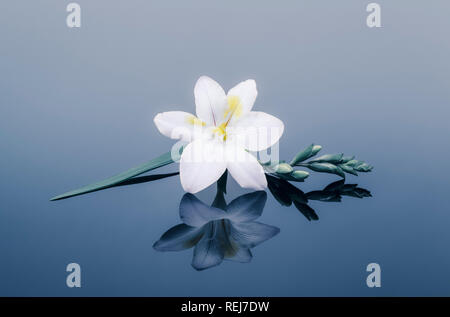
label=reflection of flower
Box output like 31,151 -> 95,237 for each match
153,191 -> 280,271
154,76 -> 284,193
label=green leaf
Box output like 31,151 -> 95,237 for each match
110,172 -> 179,187
308,162 -> 345,178
309,153 -> 344,164
50,151 -> 176,201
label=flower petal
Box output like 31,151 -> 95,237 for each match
191,222 -> 225,270
220,220 -> 253,263
180,139 -> 227,193
224,247 -> 253,263
229,111 -> 284,151
154,111 -> 206,142
194,76 -> 227,126
225,191 -> 267,223
179,193 -> 226,227
226,147 -> 267,190
230,221 -> 280,248
227,79 -> 257,119
153,224 -> 204,251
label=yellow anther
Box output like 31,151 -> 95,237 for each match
185,115 -> 206,126
224,96 -> 242,119
211,96 -> 242,142
212,123 -> 227,141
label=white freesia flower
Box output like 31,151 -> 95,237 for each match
154,76 -> 284,193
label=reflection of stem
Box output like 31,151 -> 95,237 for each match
212,171 -> 228,209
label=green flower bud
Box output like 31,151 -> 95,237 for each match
311,145 -> 322,156
309,153 -> 344,164
308,162 -> 345,178
339,164 -> 358,176
340,155 -> 355,163
291,170 -> 309,180
290,144 -> 323,165
275,163 -> 293,174
290,144 -> 314,165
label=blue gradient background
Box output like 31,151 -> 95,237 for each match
1,0 -> 450,296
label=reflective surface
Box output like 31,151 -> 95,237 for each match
1,1 -> 450,296
152,173 -> 370,271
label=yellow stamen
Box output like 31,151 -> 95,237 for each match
212,122 -> 227,141
185,115 -> 206,126
224,96 -> 243,120
211,96 -> 243,141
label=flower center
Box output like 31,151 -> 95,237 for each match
212,95 -> 243,141
212,122 -> 228,141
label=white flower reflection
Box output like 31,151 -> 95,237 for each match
153,191 -> 280,271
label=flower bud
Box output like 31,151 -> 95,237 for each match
291,170 -> 309,180
311,145 -> 322,156
275,163 -> 293,174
